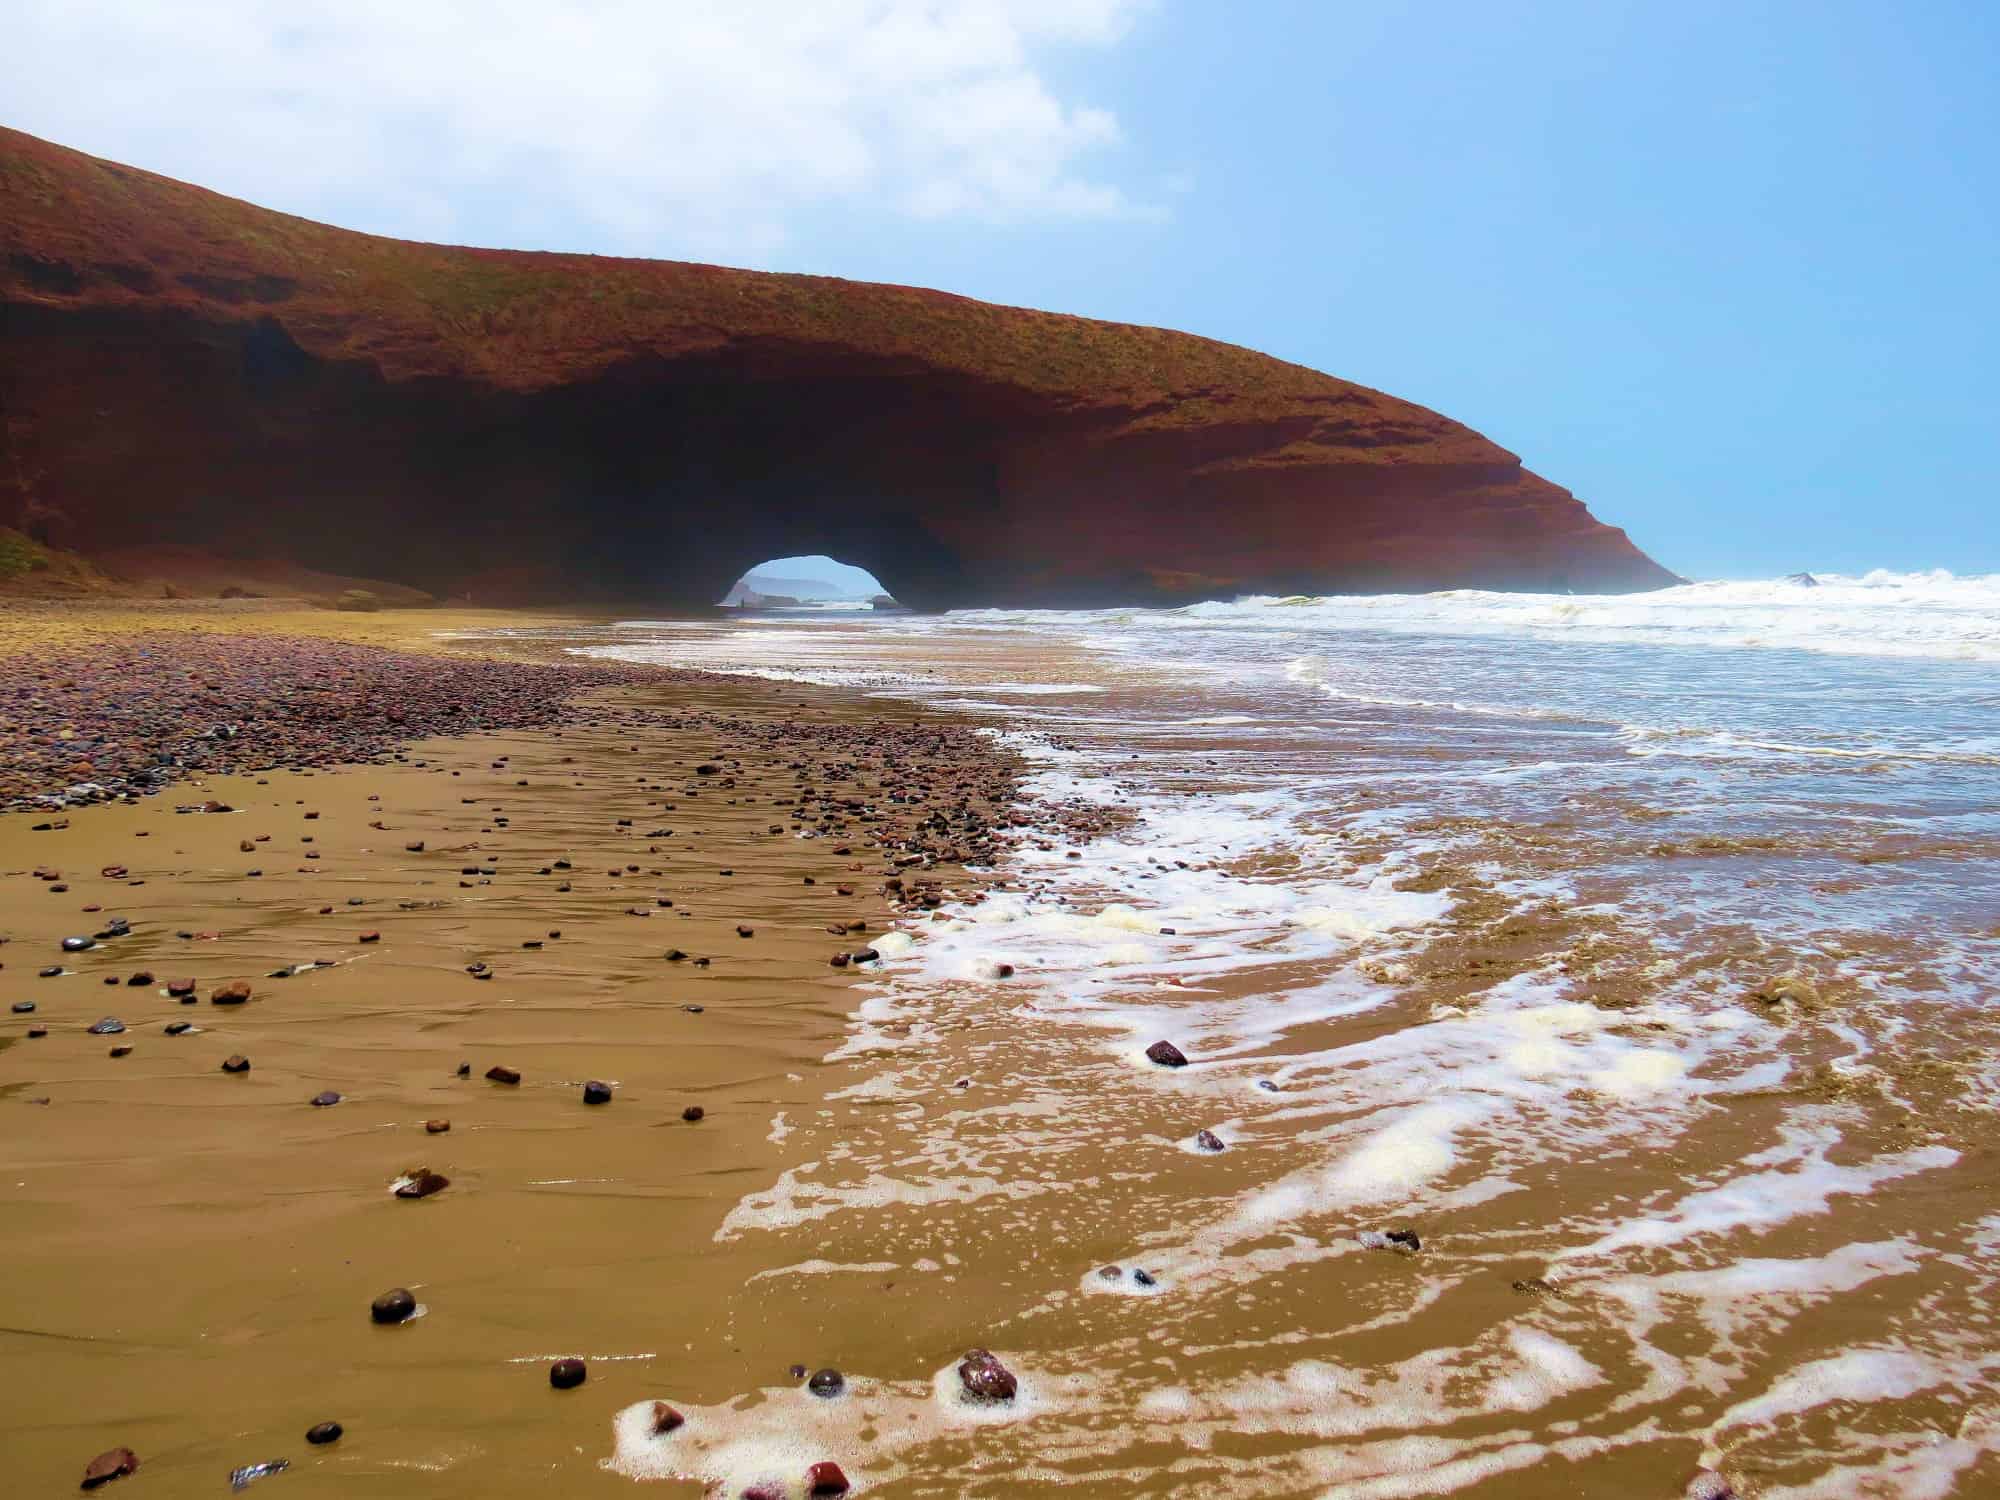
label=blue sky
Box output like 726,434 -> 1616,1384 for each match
11,1 -> 1996,581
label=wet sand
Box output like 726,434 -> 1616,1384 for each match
0,605 -> 1027,1496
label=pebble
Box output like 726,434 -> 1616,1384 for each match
87,1017 -> 125,1035
220,1055 -> 250,1073
549,1357 -> 587,1389
305,1422 -> 343,1445
682,1105 -> 705,1122
211,979 -> 252,1005
1194,1129 -> 1225,1153
124,971 -> 154,987
805,1461 -> 850,1496
62,936 -> 94,953
370,1288 -> 418,1324
10,1001 -> 33,1013
164,1021 -> 192,1036
485,1065 -> 521,1085
807,1367 -> 845,1398
1145,1040 -> 1188,1068
583,1080 -> 613,1105
108,1044 -> 132,1058
394,1171 -> 450,1199
424,1119 -> 451,1134
310,1090 -> 342,1107
649,1401 -> 684,1435
957,1348 -> 1018,1403
1132,1268 -> 1158,1288
80,1446 -> 139,1489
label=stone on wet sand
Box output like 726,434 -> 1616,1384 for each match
485,1065 -> 521,1085
220,1054 -> 251,1073
649,1401 -> 684,1435
305,1422 -> 343,1445
370,1287 -> 418,1324
549,1357 -> 587,1389
394,1170 -> 449,1199
1194,1129 -> 1225,1153
682,1105 -> 705,1122
957,1347 -> 1018,1403
807,1367 -> 845,1398
424,1118 -> 450,1134
87,1017 -> 125,1035
806,1460 -> 851,1496
211,979 -> 252,1005
310,1090 -> 342,1107
583,1080 -> 613,1105
80,1446 -> 139,1489
1145,1040 -> 1188,1068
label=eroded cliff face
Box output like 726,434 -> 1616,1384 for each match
0,128 -> 1676,607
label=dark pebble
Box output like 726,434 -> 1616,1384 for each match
1194,1129 -> 1225,1153
395,1171 -> 450,1200
958,1347 -> 1018,1402
81,1446 -> 140,1489
649,1401 -> 684,1435
220,1055 -> 250,1073
682,1105 -> 705,1122
424,1119 -> 450,1134
62,936 -> 94,953
164,1021 -> 192,1036
549,1357 -> 587,1389
211,979 -> 252,1005
789,1364 -> 808,1380
370,1288 -> 417,1324
125,972 -> 154,987
87,1017 -> 125,1035
807,1367 -> 844,1398
583,1080 -> 613,1105
305,1422 -> 342,1445
310,1090 -> 342,1107
1385,1229 -> 1422,1252
108,1044 -> 133,1057
1145,1040 -> 1188,1068
1133,1268 -> 1158,1287
11,1001 -> 33,1013
806,1460 -> 850,1496
1097,1265 -> 1123,1281
485,1065 -> 521,1085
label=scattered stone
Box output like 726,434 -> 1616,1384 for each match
310,1090 -> 342,1107
1132,1268 -> 1158,1288
583,1080 -> 613,1105
957,1348 -> 1018,1403
370,1288 -> 417,1324
80,1446 -> 139,1489
61,936 -> 94,953
682,1105 -> 705,1122
10,1001 -> 33,1013
166,978 -> 195,997
220,1055 -> 250,1073
87,1017 -> 125,1035
1145,1040 -> 1188,1068
424,1119 -> 450,1134
807,1368 -> 845,1398
108,1044 -> 133,1057
649,1401 -> 684,1435
1194,1129 -> 1225,1153
485,1065 -> 521,1085
305,1422 -> 342,1445
358,931 -> 381,943
211,979 -> 252,1005
549,1357 -> 587,1389
164,1021 -> 192,1036
735,924 -> 754,938
394,1171 -> 450,1199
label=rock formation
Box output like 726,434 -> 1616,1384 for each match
0,127 -> 1676,607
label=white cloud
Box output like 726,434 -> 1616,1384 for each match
6,0 -> 1154,263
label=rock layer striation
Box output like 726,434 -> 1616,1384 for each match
0,128 -> 1675,607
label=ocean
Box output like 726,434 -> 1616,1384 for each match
578,571 -> 2000,1496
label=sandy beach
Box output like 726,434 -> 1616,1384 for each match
0,601 -> 1033,1497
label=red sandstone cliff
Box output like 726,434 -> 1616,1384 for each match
0,127 -> 1676,607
